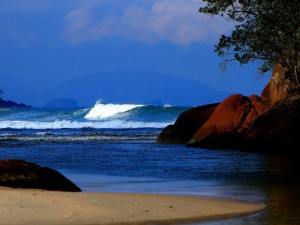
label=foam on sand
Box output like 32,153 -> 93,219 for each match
0,187 -> 265,225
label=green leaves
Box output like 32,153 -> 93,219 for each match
199,0 -> 300,86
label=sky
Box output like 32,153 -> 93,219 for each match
0,0 -> 270,107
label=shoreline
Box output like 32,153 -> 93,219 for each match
0,187 -> 265,225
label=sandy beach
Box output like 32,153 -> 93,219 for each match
0,187 -> 265,225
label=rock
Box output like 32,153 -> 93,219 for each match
157,63 -> 300,153
143,99 -> 163,106
261,82 -> 271,101
156,124 -> 189,144
188,94 -> 269,148
187,93 -> 300,152
156,103 -> 219,144
262,63 -> 295,106
0,98 -> 31,108
0,159 -> 81,192
244,95 -> 300,151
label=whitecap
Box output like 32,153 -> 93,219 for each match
84,102 -> 144,120
0,120 -> 171,129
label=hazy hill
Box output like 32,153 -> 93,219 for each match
43,69 -> 228,107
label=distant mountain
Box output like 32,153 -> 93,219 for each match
43,69 -> 228,107
44,98 -> 79,108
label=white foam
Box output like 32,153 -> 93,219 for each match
0,120 -> 171,129
84,102 -> 144,120
0,134 -> 157,142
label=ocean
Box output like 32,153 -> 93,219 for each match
1,102 -> 300,225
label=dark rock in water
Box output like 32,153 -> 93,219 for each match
188,94 -> 269,149
169,93 -> 300,152
156,103 -> 219,144
0,159 -> 81,192
0,98 -> 31,108
186,63 -> 300,151
143,99 -> 163,106
157,63 -> 300,153
244,95 -> 300,151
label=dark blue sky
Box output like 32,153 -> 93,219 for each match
0,0 -> 269,107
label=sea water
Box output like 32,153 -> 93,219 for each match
1,102 -> 300,225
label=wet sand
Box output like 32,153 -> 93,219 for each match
0,187 -> 265,225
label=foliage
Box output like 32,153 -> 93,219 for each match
199,0 -> 300,87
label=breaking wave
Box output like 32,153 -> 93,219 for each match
84,102 -> 144,120
0,120 -> 170,129
0,102 -> 190,130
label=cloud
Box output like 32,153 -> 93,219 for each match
62,0 -> 233,45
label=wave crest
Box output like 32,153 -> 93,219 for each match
84,102 -> 144,120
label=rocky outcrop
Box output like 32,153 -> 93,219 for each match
0,98 -> 31,108
261,63 -> 294,105
157,63 -> 300,153
156,103 -> 219,144
188,94 -> 269,149
0,159 -> 81,192
244,95 -> 300,151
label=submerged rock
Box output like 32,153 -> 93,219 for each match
0,159 -> 81,192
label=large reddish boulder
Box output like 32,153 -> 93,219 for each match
0,159 -> 81,192
156,103 -> 219,144
188,94 -> 269,148
157,63 -> 300,152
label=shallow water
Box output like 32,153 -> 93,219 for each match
1,136 -> 300,225
1,106 -> 300,224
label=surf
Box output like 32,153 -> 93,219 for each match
84,102 -> 144,120
0,102 -> 190,130
0,120 -> 172,129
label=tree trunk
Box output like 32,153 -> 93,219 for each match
261,63 -> 297,105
